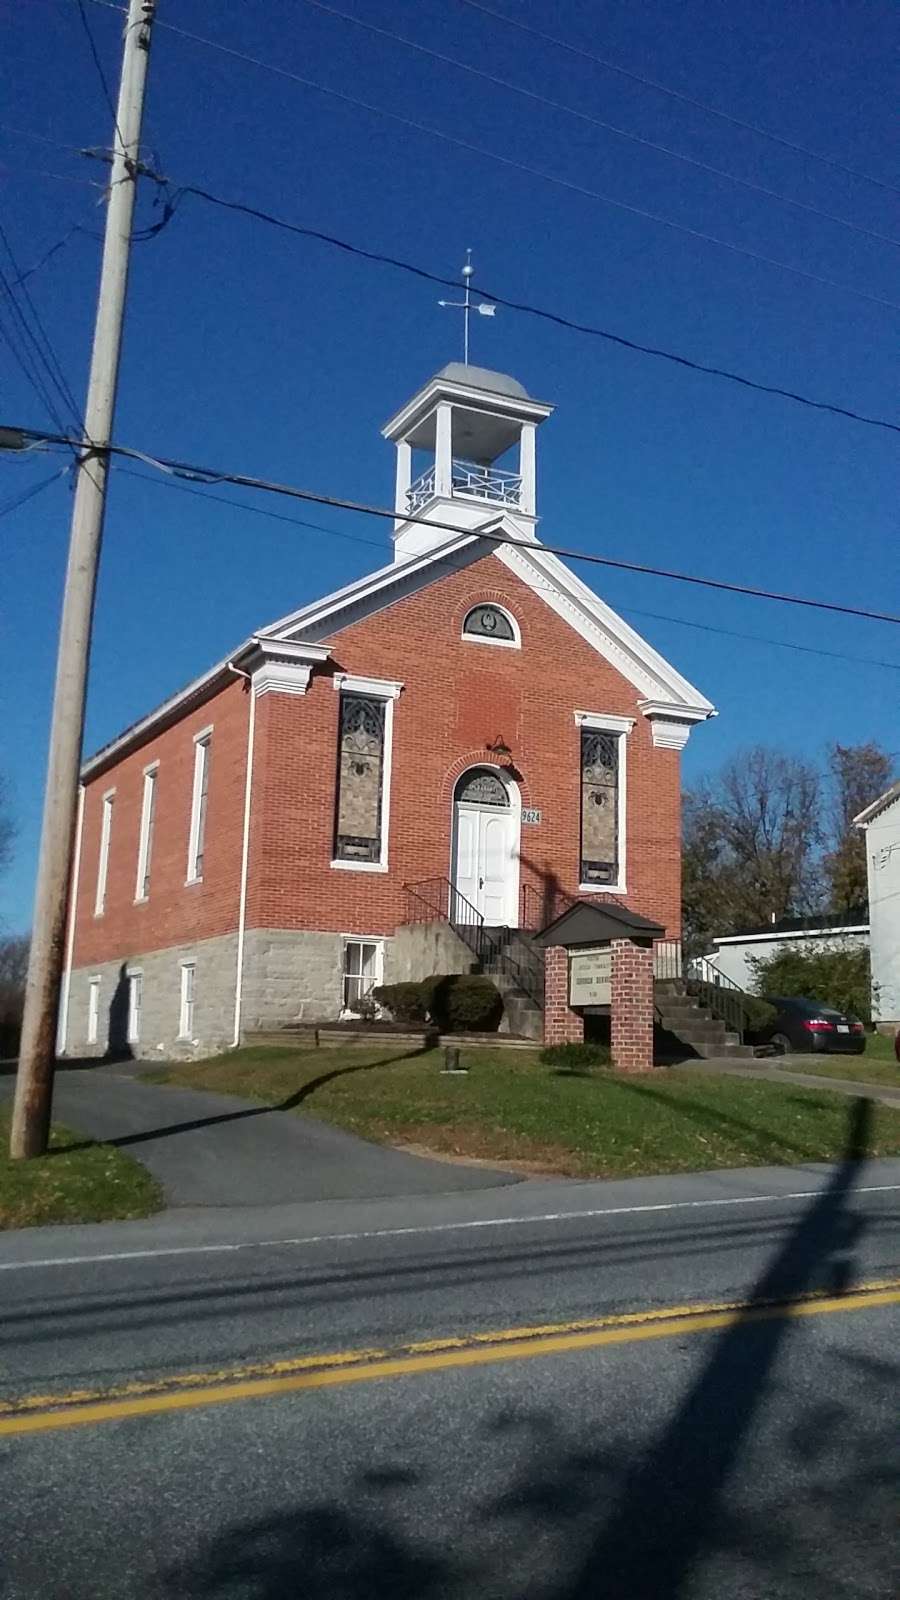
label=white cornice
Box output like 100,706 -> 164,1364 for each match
333,673 -> 404,700
382,378 -> 553,441
574,711 -> 636,733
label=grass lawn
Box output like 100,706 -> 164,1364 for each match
0,1108 -> 163,1231
148,1046 -> 900,1179
776,1031 -> 900,1088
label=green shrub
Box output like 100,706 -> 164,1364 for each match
740,994 -> 778,1033
373,974 -> 503,1031
371,982 -> 429,1024
430,974 -> 503,1032
748,945 -> 873,1023
540,1042 -> 612,1072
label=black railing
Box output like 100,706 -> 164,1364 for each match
498,926 -> 545,1007
685,955 -> 747,1041
653,939 -> 683,981
403,876 -> 491,964
519,881 -> 579,931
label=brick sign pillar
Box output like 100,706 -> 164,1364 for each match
543,946 -> 584,1046
610,938 -> 654,1073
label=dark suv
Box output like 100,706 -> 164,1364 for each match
759,995 -> 866,1056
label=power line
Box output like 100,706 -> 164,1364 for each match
145,183 -> 900,437
16,421 -> 900,625
153,17 -> 900,314
303,0 -> 900,251
0,221 -> 83,430
0,302 -> 71,437
122,465 -> 900,673
457,0 -> 900,198
0,464 -> 70,520
73,0 -> 127,154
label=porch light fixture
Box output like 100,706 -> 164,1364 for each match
486,735 -> 512,757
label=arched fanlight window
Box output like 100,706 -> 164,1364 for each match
455,768 -> 510,807
462,604 -> 517,644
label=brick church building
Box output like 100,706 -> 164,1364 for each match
59,361 -> 715,1058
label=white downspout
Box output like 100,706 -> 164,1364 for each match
56,783 -> 85,1056
228,663 -> 256,1048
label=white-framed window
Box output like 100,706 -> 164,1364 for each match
135,762 -> 158,901
94,789 -> 115,916
178,961 -> 195,1040
87,976 -> 101,1045
461,603 -> 520,649
127,969 -> 143,1045
187,729 -> 212,883
341,939 -> 384,1015
574,712 -> 634,896
331,676 -> 402,873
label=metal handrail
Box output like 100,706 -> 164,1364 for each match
653,939 -> 683,981
685,955 -> 746,1041
519,882 -> 578,931
403,876 -> 488,962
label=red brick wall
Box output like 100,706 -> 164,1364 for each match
610,939 -> 655,1073
72,676 -> 250,967
542,946 -> 585,1046
246,552 -> 682,939
72,549 -> 684,963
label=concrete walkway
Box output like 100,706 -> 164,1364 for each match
674,1056 -> 900,1109
0,1065 -> 521,1209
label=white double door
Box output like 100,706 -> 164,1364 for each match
452,803 -> 517,925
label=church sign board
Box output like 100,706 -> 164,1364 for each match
568,947 -> 612,1007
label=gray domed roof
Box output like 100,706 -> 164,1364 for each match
435,362 -> 530,400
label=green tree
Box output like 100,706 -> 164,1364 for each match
823,741 -> 893,914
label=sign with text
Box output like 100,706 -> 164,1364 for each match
569,947 -> 612,1006
522,807 -> 542,825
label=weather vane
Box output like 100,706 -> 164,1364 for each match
438,250 -> 496,365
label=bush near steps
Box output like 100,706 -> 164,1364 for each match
373,974 -> 503,1032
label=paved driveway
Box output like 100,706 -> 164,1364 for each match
0,1065 -> 521,1209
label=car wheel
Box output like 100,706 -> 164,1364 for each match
770,1032 -> 793,1056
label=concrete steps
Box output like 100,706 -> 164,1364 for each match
654,981 -> 755,1060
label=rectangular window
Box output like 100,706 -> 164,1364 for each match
127,970 -> 142,1045
135,764 -> 158,900
178,962 -> 195,1039
187,731 -> 212,882
334,694 -> 387,864
87,976 -> 101,1045
342,940 -> 382,1014
580,728 -> 622,888
95,790 -> 114,916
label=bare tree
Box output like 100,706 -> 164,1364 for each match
683,747 -> 823,951
0,933 -> 29,1057
824,742 -> 894,914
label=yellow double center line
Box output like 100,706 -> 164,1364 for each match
3,1277 -> 899,1437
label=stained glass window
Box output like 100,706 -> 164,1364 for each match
334,694 -> 386,862
463,605 -> 515,641
456,768 -> 509,807
580,730 -> 620,885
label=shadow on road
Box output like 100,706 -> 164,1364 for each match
159,1097 -> 887,1599
48,1047 -> 430,1157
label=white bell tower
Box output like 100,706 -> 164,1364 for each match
382,363 -> 554,562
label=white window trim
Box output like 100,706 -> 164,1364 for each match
340,937 -> 385,1017
178,960 -> 196,1042
575,712 -> 630,897
186,726 -> 213,885
87,975 -> 101,1046
134,761 -> 159,903
461,604 -> 521,650
126,967 -> 143,1045
94,788 -> 115,917
331,689 -> 398,873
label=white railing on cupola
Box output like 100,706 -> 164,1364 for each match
406,458 -> 523,514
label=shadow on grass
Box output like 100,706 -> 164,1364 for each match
158,1099 -> 879,1599
610,1072 -> 843,1164
49,1047 -> 431,1157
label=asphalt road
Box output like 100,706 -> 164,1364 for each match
2,1119 -> 899,1598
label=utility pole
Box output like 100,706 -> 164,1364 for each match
10,0 -> 158,1159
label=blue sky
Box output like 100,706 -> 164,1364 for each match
1,0 -> 897,932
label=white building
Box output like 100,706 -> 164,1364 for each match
703,915 -> 869,993
856,781 -> 900,1031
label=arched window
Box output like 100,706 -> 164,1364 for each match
462,604 -> 518,646
455,768 -> 510,807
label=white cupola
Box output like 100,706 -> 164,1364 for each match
382,362 -> 554,561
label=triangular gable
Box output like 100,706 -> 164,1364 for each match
263,519 -> 715,722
